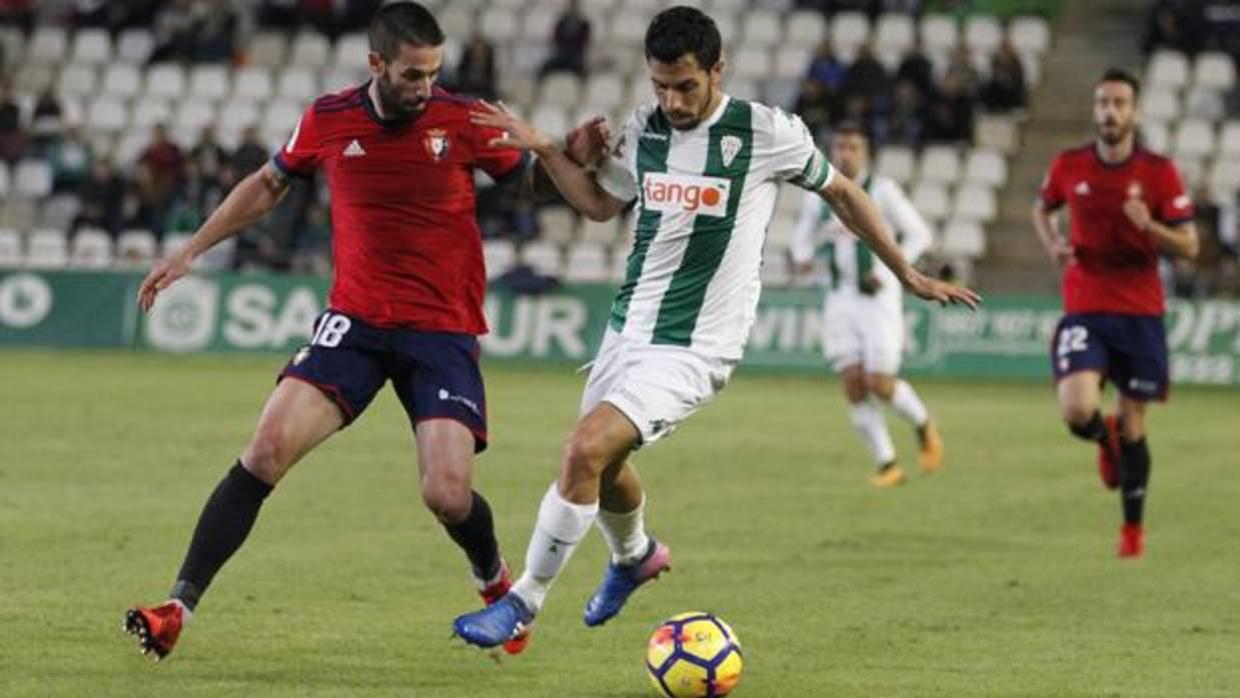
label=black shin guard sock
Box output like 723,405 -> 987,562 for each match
1119,438 -> 1151,525
444,491 -> 501,582
1068,410 -> 1107,443
171,461 -> 273,610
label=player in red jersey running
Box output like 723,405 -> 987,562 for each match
123,2 -> 604,660
1033,68 -> 1199,558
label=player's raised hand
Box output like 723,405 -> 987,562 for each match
137,250 -> 192,313
565,116 -> 611,167
1122,197 -> 1153,233
902,269 -> 982,310
470,101 -> 555,152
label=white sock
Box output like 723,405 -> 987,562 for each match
850,399 -> 896,467
511,483 -> 598,614
888,379 -> 929,427
595,494 -> 649,565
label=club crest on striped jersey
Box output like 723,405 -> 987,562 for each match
424,128 -> 450,161
720,135 -> 742,169
641,172 -> 730,217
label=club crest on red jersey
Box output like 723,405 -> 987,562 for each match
425,129 -> 450,161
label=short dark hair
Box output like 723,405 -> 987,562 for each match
1098,67 -> 1141,98
369,1 -> 444,60
832,121 -> 869,142
645,6 -> 722,70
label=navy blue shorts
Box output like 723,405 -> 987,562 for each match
279,309 -> 489,452
1051,313 -> 1169,401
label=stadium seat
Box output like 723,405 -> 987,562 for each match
784,10 -> 826,48
289,32 -> 331,68
1176,157 -> 1205,189
1008,15 -> 1050,55
610,13 -> 648,46
727,78 -> 759,101
483,239 -> 516,280
0,228 -> 20,267
0,161 -> 8,197
537,206 -> 579,243
731,46 -> 773,81
174,100 -> 217,137
1218,120 -> 1240,157
1140,87 -> 1179,122
69,227 -> 114,269
874,13 -> 916,56
583,72 -> 626,112
25,229 -> 69,269
1183,86 -> 1225,121
28,26 -> 67,63
565,242 -> 611,283
278,67 -> 319,102
876,146 -> 916,184
521,6 -> 559,42
71,28 -> 112,64
1146,49 -> 1190,91
910,181 -> 951,221
1172,118 -> 1215,160
940,219 -> 986,258
963,148 -> 1008,188
161,232 -> 194,260
918,146 -> 962,184
741,10 -> 783,48
116,229 -> 157,267
437,7 -> 475,38
116,28 -> 155,64
952,184 -> 997,223
829,12 -> 870,60
38,194 -> 81,231
627,74 -> 655,106
1192,51 -> 1235,92
1208,159 -> 1240,195
14,159 -> 53,199
188,65 -> 232,102
57,63 -> 96,98
774,44 -> 812,79
15,64 -> 55,96
246,32 -> 288,68
146,63 -> 188,100
0,27 -> 25,67
520,240 -> 563,276
321,67 -> 367,94
218,98 -> 262,133
1141,121 -> 1171,154
233,65 -> 273,101
763,78 -> 801,109
130,98 -> 172,130
708,0 -> 749,12
101,63 -> 142,99
479,7 -> 520,43
530,104 -> 569,141
919,14 -> 958,54
580,216 -> 620,244
332,32 -> 370,71
264,100 -> 303,136
964,15 -> 1003,54
539,73 -> 582,108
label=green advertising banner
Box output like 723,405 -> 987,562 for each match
2,269 -> 1239,386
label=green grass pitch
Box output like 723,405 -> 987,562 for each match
2,350 -> 1238,697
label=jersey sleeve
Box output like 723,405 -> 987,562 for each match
876,178 -> 933,264
1039,154 -> 1067,210
596,111 -> 641,203
271,105 -> 324,179
1156,160 -> 1195,225
765,106 -> 834,192
471,121 -> 530,184
789,190 -> 825,265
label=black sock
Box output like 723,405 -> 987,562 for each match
443,491 -> 501,582
171,461 -> 273,610
1068,410 -> 1107,443
1119,438 -> 1151,525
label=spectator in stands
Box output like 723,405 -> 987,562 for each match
541,0 -> 591,78
923,72 -> 974,143
1201,0 -> 1240,57
231,126 -> 269,178
48,125 -> 93,193
944,46 -> 980,98
192,6 -> 239,62
136,124 -> 187,234
794,78 -> 835,140
150,0 -> 207,63
1142,0 -> 1202,55
456,32 -> 499,100
32,87 -> 63,130
980,40 -> 1027,112
896,41 -> 935,103
191,126 -> 228,184
840,44 -> 892,120
290,200 -> 333,275
258,0 -> 300,30
74,159 -> 125,234
883,79 -> 926,147
0,79 -> 25,163
807,39 -> 847,105
0,0 -> 35,34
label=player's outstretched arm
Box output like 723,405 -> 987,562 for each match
471,101 -> 626,222
137,163 -> 290,312
821,174 -> 981,309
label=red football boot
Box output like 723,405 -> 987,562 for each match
124,600 -> 189,661
1118,523 -> 1144,559
478,561 -> 532,655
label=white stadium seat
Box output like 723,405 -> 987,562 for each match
1140,88 -> 1180,122
940,219 -> 986,258
741,10 -> 782,47
57,63 -> 97,98
974,114 -> 1020,154
0,161 -> 8,197
0,228 -> 21,267
264,100 -> 303,136
0,27 -> 25,67
14,159 -> 54,199
521,7 -> 559,42
918,146 -> 962,184
530,104 -> 569,139
71,28 -> 112,64
483,239 -> 516,280
964,15 -> 1003,54
580,216 -> 620,244
583,72 -> 626,112
28,26 -> 67,63
115,229 -> 157,267
1146,49 -> 1190,90
963,148 -> 1008,187
1141,120 -> 1171,154
537,206 -> 579,244
70,227 -> 114,269
911,181 -> 951,221
1183,86 -> 1225,121
189,65 -> 232,101
784,10 -> 826,47
321,67 -> 367,94
520,240 -> 563,276
332,32 -> 370,71
731,46 -> 773,81
1008,15 -> 1050,55
1208,159 -> 1240,197
101,63 -> 142,98
1176,157 -> 1205,189
610,13 -> 648,45
920,14 -> 958,54
830,12 -> 871,57
247,32 -> 288,67
539,73 -> 582,108
565,242 -> 611,283
25,229 -> 69,269
1172,118 -> 1215,160
233,66 -> 274,101
874,13 -> 915,55
1193,51 -> 1235,91
131,99 -> 173,129
1218,120 -> 1240,157
174,99 -> 217,136
952,184 -> 997,223
116,28 -> 155,64
113,131 -> 150,168
436,7 -> 475,38
146,63 -> 187,100
479,7 -> 520,43
774,45 -> 812,79
289,32 -> 331,68
278,67 -> 319,102
218,98 -> 263,133
875,146 -> 916,184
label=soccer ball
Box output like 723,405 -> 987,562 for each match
645,612 -> 743,697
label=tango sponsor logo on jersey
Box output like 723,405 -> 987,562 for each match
641,172 -> 730,216
424,128 -> 450,161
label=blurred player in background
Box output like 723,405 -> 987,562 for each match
451,6 -> 980,650
790,123 -> 941,488
122,1 -> 605,660
1032,68 -> 1198,558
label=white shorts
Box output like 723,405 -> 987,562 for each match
580,327 -> 737,446
822,298 -> 903,375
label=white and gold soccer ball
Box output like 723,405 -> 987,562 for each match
645,612 -> 743,697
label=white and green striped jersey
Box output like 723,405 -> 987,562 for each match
789,172 -> 932,311
597,96 -> 834,359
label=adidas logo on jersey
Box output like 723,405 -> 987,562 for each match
641,172 -> 729,216
343,139 -> 366,157
1075,181 -> 1090,195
